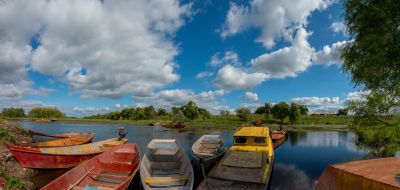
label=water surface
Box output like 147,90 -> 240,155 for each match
17,121 -> 368,190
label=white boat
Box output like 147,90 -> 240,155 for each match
191,135 -> 227,174
140,139 -> 194,190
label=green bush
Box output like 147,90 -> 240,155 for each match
28,107 -> 65,118
1,108 -> 25,117
0,129 -> 16,142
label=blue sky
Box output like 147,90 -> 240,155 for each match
0,0 -> 363,116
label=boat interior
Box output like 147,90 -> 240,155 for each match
142,139 -> 192,189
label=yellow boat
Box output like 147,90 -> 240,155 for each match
197,124 -> 274,189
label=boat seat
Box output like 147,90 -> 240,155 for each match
99,169 -> 131,177
148,149 -> 183,162
90,175 -> 125,184
144,176 -> 188,188
112,150 -> 135,162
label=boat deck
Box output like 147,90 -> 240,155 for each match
316,157 -> 400,190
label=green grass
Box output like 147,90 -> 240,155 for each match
0,168 -> 26,190
0,129 -> 16,143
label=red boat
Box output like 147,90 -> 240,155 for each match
271,130 -> 286,140
7,138 -> 127,169
41,144 -> 140,190
162,121 -> 186,129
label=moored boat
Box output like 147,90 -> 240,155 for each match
7,138 -> 127,169
191,135 -> 227,174
41,143 -> 140,190
271,130 -> 286,140
162,121 -> 186,129
25,132 -> 94,147
197,125 -> 274,190
140,139 -> 194,190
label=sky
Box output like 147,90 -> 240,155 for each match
0,0 -> 367,117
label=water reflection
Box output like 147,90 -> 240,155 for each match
270,163 -> 313,190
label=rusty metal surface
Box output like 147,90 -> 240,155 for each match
316,157 -> 400,190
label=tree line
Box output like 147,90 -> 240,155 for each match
85,101 -> 212,121
1,107 -> 65,118
234,102 -> 309,124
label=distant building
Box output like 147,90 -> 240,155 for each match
310,112 -> 337,116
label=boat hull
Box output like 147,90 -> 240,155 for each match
7,138 -> 127,169
28,133 -> 95,147
10,149 -> 96,169
271,130 -> 286,140
42,144 -> 140,190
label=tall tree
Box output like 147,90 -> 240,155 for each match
298,105 -> 309,115
289,103 -> 300,124
182,101 -> 199,120
271,102 -> 289,124
236,107 -> 251,121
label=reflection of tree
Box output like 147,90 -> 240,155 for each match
270,163 -> 313,190
288,131 -> 306,146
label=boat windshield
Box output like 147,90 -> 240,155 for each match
234,137 -> 247,144
254,137 -> 266,145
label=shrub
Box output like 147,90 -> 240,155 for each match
28,107 -> 65,118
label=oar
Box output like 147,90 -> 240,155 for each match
67,167 -> 95,190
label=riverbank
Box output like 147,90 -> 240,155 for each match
8,115 -> 351,133
0,120 -> 36,190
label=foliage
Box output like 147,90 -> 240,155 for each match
0,168 -> 26,190
337,108 -> 348,116
342,0 -> 400,94
0,129 -> 16,142
157,108 -> 168,116
1,108 -> 25,117
86,101 -> 211,121
28,107 -> 65,118
219,110 -> 230,116
271,102 -> 289,124
298,105 -> 308,115
347,91 -> 399,126
254,103 -> 271,114
235,107 -> 251,121
289,103 -> 300,124
353,125 -> 400,157
181,101 -> 200,120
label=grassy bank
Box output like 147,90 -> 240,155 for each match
8,115 -> 352,132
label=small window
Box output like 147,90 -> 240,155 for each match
234,137 -> 247,144
254,137 -> 265,144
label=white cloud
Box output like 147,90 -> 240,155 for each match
291,96 -> 340,106
70,106 -> 111,116
346,90 -> 370,102
313,41 -> 347,65
196,71 -> 213,79
251,28 -> 314,78
244,92 -> 258,101
220,0 -> 334,48
0,80 -> 53,100
210,51 -> 239,67
214,65 -> 268,90
198,90 -> 225,100
0,0 -> 192,99
331,21 -> 347,34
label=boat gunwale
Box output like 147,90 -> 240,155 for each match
6,138 -> 127,156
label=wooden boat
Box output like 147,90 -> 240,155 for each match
140,139 -> 194,190
162,121 -> 186,129
271,130 -> 286,140
191,135 -> 227,174
41,144 -> 140,190
197,125 -> 274,190
29,130 -> 92,138
25,132 -> 94,147
7,138 -> 127,169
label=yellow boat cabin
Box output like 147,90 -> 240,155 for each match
231,125 -> 274,159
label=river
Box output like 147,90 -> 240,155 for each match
16,121 -> 368,190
